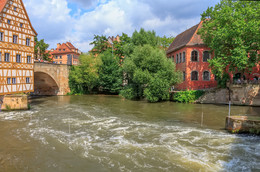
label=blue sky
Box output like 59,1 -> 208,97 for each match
23,0 -> 220,52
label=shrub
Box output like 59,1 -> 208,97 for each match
173,90 -> 205,103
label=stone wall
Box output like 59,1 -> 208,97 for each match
198,84 -> 260,106
34,62 -> 71,96
0,95 -> 28,111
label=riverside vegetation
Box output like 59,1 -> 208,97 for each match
69,29 -> 182,103
69,0 -> 259,103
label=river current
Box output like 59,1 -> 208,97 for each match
0,95 -> 259,171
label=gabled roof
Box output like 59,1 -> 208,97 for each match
0,0 -> 37,35
167,21 -> 204,54
51,42 -> 80,55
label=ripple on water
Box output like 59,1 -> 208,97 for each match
19,110 -> 260,172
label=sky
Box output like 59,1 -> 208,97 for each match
23,0 -> 220,52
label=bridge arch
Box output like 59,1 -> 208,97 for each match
33,62 -> 70,96
33,72 -> 59,95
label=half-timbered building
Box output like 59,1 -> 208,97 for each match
0,0 -> 37,95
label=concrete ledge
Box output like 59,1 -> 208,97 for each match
1,94 -> 28,111
225,116 -> 260,135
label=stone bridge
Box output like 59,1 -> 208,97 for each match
33,62 -> 70,96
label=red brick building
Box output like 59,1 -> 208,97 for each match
167,21 -> 217,90
49,42 -> 81,65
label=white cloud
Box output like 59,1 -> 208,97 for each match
23,0 -> 219,52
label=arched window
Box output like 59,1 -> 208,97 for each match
183,71 -> 186,81
176,54 -> 178,64
191,50 -> 198,62
191,71 -> 198,81
183,52 -> 186,63
203,71 -> 210,81
203,51 -> 210,62
179,53 -> 182,63
172,55 -> 174,62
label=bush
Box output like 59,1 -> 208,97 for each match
173,90 -> 205,103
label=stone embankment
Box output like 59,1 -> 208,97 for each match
0,94 -> 28,111
198,84 -> 260,106
225,116 -> 260,135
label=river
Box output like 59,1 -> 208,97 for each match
0,95 -> 259,171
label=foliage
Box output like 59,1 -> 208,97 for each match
132,28 -> 159,47
113,33 -> 131,60
121,45 -> 181,102
69,53 -> 102,94
99,50 -> 123,94
198,0 -> 260,78
216,73 -> 230,88
34,37 -> 51,61
158,36 -> 175,50
173,90 -> 205,103
90,35 -> 110,55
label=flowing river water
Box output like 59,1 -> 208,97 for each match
0,95 -> 260,172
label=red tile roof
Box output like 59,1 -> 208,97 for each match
167,21 -> 205,53
0,0 -> 8,13
50,42 -> 80,55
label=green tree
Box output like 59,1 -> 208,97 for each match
99,50 -> 123,94
132,28 -> 159,47
69,53 -> 102,94
90,35 -> 110,55
113,33 -> 131,61
158,35 -> 175,50
121,45 -> 181,102
198,0 -> 260,79
34,37 -> 51,61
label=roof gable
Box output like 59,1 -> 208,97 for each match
0,0 -> 37,35
51,42 -> 79,55
167,21 -> 204,53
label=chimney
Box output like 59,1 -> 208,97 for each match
57,43 -> 61,49
51,48 -> 54,52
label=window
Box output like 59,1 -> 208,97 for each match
0,32 -> 3,41
7,20 -> 11,24
16,54 -> 21,63
63,49 -> 65,51
4,53 -> 10,62
191,71 -> 198,81
172,55 -> 174,62
7,78 -> 11,84
176,54 -> 178,64
27,56 -> 31,63
60,56 -> 62,59
12,78 -> 16,84
60,62 -> 62,64
183,72 -> 186,81
179,53 -> 182,63
191,50 -> 198,62
0,52 -> 1,62
203,51 -> 210,62
20,23 -> 23,28
13,35 -> 18,44
183,52 -> 186,63
55,56 -> 58,59
14,7 -> 17,11
59,49 -> 61,51
26,77 -> 30,83
203,71 -> 210,81
26,38 -> 30,46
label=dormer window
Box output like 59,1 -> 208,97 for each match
14,7 -> 17,11
7,20 -> 11,24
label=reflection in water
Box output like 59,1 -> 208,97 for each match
0,95 -> 259,171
